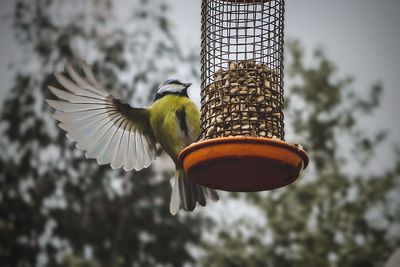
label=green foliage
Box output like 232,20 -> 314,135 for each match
0,1 -> 202,266
1,1 -> 399,266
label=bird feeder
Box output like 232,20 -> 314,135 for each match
179,0 -> 309,191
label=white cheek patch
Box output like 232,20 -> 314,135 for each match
157,83 -> 185,95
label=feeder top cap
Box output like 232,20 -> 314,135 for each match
220,0 -> 270,3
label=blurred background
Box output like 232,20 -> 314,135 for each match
0,0 -> 399,266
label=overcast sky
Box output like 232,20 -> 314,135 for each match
1,0 -> 399,170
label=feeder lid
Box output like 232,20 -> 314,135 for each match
221,0 -> 269,3
179,137 -> 309,192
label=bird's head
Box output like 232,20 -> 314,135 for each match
154,79 -> 191,101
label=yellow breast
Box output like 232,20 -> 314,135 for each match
149,94 -> 200,163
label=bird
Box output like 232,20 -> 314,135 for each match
45,60 -> 219,215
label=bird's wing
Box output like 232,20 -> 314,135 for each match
46,60 -> 156,171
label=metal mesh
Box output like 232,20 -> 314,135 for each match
200,0 -> 285,140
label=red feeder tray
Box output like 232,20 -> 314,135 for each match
179,136 -> 309,192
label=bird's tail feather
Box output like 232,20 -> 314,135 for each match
169,169 -> 219,215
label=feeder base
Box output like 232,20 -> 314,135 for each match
179,137 -> 309,192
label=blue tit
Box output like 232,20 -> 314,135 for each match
46,61 -> 219,215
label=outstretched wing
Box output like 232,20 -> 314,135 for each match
46,60 -> 156,171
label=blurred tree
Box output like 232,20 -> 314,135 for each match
201,41 -> 400,267
2,1 -> 399,266
0,0 -> 203,267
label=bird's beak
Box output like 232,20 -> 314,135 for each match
184,82 -> 192,89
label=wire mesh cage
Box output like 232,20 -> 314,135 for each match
200,0 -> 285,141
179,0 -> 308,192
